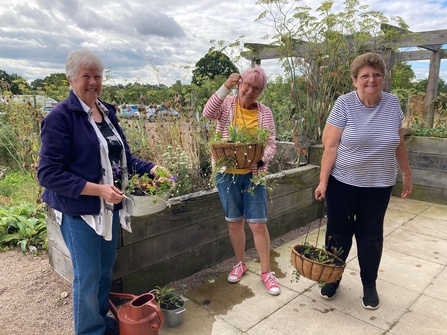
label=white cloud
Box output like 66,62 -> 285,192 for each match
0,0 -> 446,87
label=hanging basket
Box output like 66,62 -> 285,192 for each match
210,142 -> 265,169
291,244 -> 346,284
126,192 -> 170,217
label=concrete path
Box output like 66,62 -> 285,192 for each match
159,196 -> 447,335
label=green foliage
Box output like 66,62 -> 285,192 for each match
0,204 -> 47,253
0,100 -> 42,179
0,171 -> 39,204
0,70 -> 29,94
126,168 -> 174,196
42,73 -> 69,102
410,114 -> 447,138
192,50 -> 239,86
413,78 -> 447,95
209,125 -> 270,145
151,286 -> 183,310
392,62 -> 415,90
291,242 -> 344,283
260,76 -> 296,139
255,0 -> 409,143
119,102 -> 214,197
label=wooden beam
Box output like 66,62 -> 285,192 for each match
243,43 -> 293,61
243,25 -> 447,62
381,23 -> 447,49
395,49 -> 447,62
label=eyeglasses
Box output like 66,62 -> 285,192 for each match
358,73 -> 384,81
242,82 -> 261,94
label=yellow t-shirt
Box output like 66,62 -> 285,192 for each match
226,104 -> 259,174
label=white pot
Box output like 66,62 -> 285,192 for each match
126,192 -> 170,217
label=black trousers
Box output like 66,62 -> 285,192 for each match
325,175 -> 393,286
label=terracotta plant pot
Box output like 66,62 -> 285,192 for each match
210,142 -> 265,169
291,244 -> 345,283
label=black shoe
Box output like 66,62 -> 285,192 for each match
320,281 -> 340,300
105,321 -> 120,335
362,285 -> 380,310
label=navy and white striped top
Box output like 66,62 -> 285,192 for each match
327,91 -> 403,188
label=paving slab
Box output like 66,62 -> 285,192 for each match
387,197 -> 433,214
184,271 -> 297,332
403,213 -> 447,240
385,228 -> 447,265
302,270 -> 421,331
246,293 -> 384,335
159,297 -> 242,335
158,197 -> 447,334
347,247 -> 444,292
389,294 -> 447,335
424,266 -> 447,302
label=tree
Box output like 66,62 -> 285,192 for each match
0,69 -> 28,95
192,51 -> 239,86
414,78 -> 447,94
392,62 -> 415,90
30,78 -> 44,91
254,0 -> 408,142
43,73 -> 69,102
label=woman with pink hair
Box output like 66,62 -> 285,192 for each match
203,67 -> 280,296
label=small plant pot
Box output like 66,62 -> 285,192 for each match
161,297 -> 186,327
210,143 -> 265,169
126,192 -> 170,217
291,244 -> 346,283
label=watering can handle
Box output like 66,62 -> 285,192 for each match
146,301 -> 165,330
108,292 -> 138,319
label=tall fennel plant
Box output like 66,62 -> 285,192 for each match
255,0 -> 408,143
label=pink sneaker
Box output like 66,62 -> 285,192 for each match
227,262 -> 247,283
261,272 -> 281,295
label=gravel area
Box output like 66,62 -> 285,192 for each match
0,218 -> 323,334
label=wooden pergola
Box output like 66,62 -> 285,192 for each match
241,24 -> 447,127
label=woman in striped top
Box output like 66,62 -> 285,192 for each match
203,67 -> 280,296
314,52 -> 413,310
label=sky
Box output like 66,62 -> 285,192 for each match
1,0 -> 447,88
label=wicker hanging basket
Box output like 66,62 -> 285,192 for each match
210,142 -> 265,169
291,244 -> 345,284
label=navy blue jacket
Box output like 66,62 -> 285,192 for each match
38,90 -> 155,216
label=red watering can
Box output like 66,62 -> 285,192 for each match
109,292 -> 164,335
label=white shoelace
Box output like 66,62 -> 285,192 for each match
263,272 -> 279,287
230,261 -> 245,277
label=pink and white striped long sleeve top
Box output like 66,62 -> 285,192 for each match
203,85 -> 276,173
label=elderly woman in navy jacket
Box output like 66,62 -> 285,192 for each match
38,48 -> 163,335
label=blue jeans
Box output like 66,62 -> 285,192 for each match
216,173 -> 267,223
61,211 -> 119,335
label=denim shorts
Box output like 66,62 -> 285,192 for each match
216,173 -> 267,223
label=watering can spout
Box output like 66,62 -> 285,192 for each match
109,292 -> 164,335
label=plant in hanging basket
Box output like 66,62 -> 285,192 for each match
124,167 -> 176,216
290,242 -> 345,284
209,125 -> 270,169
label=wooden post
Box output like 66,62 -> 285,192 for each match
381,49 -> 395,93
251,59 -> 261,68
425,46 -> 442,128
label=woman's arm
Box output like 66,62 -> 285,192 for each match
395,129 -> 413,198
314,124 -> 343,200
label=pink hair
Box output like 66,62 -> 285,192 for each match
241,66 -> 267,92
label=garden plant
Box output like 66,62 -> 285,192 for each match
1,0 -> 447,254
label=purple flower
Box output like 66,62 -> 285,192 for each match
170,176 -> 178,181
